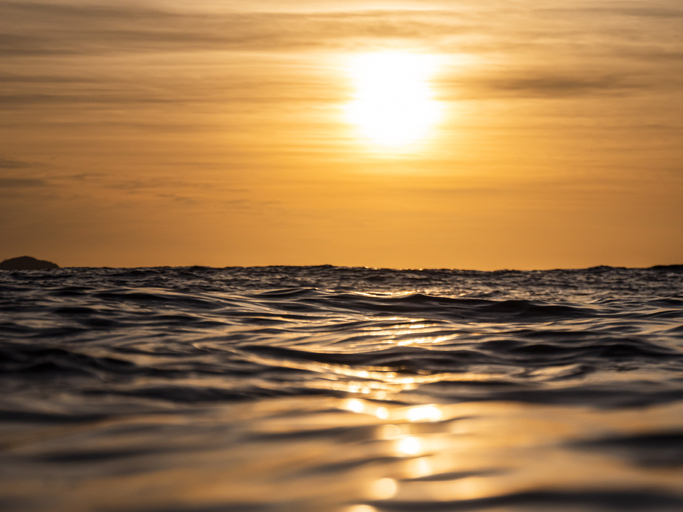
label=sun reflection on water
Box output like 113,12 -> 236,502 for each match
407,405 -> 443,422
405,457 -> 434,479
346,399 -> 365,413
380,424 -> 404,440
369,478 -> 398,500
346,506 -> 377,512
396,436 -> 423,456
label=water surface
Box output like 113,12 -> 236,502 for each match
1,265 -> 682,511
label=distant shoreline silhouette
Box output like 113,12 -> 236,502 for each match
0,256 -> 59,270
0,257 -> 681,272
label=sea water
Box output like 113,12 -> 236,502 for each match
1,265 -> 682,511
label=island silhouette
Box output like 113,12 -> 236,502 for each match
0,256 -> 60,270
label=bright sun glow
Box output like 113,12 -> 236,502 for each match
345,52 -> 443,150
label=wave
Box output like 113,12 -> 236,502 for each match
1,266 -> 683,511
1,267 -> 682,409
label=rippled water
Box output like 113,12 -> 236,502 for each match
1,265 -> 682,511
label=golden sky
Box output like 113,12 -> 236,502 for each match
1,0 -> 682,269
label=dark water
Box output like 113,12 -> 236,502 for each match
1,265 -> 682,512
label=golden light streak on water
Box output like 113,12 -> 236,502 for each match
407,405 -> 443,422
369,478 -> 398,500
396,436 -> 423,456
405,457 -> 434,479
346,399 -> 365,413
379,424 -> 404,440
345,506 -> 377,512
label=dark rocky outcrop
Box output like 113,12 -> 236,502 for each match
0,256 -> 60,270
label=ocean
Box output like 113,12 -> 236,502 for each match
1,265 -> 682,511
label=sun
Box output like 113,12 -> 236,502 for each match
345,52 -> 443,150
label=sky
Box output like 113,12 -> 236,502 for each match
1,0 -> 682,269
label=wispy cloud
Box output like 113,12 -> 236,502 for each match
452,74 -> 643,99
2,1 -> 681,57
0,157 -> 31,169
0,3 -> 466,56
0,178 -> 46,187
0,0 -> 680,113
